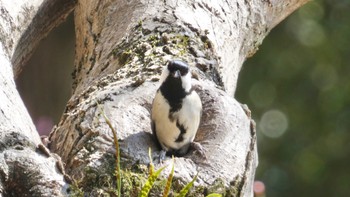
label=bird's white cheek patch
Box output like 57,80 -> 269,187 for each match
181,73 -> 192,92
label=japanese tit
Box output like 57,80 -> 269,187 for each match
151,60 -> 202,158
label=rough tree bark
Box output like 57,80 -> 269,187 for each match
0,0 -> 308,196
0,0 -> 76,196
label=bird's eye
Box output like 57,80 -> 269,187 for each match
167,62 -> 177,72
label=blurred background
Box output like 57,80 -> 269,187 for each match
16,15 -> 74,135
15,1 -> 349,196
236,1 -> 350,196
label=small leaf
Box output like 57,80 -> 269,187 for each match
139,166 -> 167,197
148,147 -> 154,176
206,194 -> 223,197
176,172 -> 198,197
162,156 -> 175,197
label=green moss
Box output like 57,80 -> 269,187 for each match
176,35 -> 189,48
121,170 -> 145,196
118,49 -> 133,65
206,178 -> 226,195
69,157 -> 240,197
227,175 -> 241,197
72,162 -> 149,196
68,181 -> 84,197
148,179 -> 167,196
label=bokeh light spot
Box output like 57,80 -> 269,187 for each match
254,181 -> 266,196
260,110 -> 288,138
296,19 -> 325,47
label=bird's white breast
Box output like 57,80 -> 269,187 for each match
151,90 -> 202,151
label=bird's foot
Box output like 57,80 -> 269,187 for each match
158,150 -> 167,163
191,141 -> 206,159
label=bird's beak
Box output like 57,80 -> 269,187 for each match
173,70 -> 181,78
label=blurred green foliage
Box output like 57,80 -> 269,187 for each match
236,1 -> 350,196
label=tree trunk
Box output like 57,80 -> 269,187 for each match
0,0 -> 76,196
0,0 -> 308,196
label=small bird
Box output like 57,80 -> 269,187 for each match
151,60 -> 203,159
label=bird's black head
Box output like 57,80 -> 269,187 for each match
167,60 -> 189,78
159,60 -> 192,95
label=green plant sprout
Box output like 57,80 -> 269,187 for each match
97,101 -> 121,197
139,148 -> 166,197
162,156 -> 175,197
